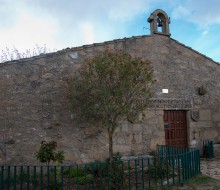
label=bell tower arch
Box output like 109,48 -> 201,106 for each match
147,9 -> 171,36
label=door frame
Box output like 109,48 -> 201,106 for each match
164,110 -> 188,148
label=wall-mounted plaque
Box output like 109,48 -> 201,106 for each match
191,109 -> 200,122
146,99 -> 192,109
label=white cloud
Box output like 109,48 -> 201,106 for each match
80,23 -> 96,44
172,5 -> 191,19
108,0 -> 150,22
0,0 -> 157,51
172,0 -> 220,27
0,3 -> 61,51
202,30 -> 208,36
1,0 -> 220,64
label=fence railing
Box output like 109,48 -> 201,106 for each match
157,145 -> 201,182
202,140 -> 214,158
0,145 -> 200,189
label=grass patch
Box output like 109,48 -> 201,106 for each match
151,175 -> 220,190
184,175 -> 220,190
173,175 -> 220,190
186,175 -> 216,186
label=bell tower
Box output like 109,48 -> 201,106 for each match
147,9 -> 171,36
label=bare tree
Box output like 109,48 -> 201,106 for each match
0,45 -> 56,63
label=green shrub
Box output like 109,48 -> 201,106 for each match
76,174 -> 93,185
113,152 -> 122,162
34,141 -> 64,165
47,175 -> 62,190
87,160 -> 109,177
148,156 -> 171,179
69,167 -> 84,178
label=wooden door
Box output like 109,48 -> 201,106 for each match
164,110 -> 188,148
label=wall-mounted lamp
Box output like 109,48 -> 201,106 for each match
198,85 -> 207,95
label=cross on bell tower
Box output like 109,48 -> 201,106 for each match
147,9 -> 171,36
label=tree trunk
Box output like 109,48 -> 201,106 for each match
108,128 -> 113,162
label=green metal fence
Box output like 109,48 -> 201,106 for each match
157,145 -> 201,183
0,146 -> 200,190
203,140 -> 214,158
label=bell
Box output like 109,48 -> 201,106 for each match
157,17 -> 163,27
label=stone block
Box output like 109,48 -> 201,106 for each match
79,153 -> 90,163
142,128 -> 153,135
132,124 -> 142,132
84,127 -> 102,136
114,126 -> 121,133
121,123 -> 128,132
114,133 -> 126,144
155,110 -> 163,116
197,121 -> 213,128
199,110 -> 211,121
213,112 -> 220,121
189,121 -> 198,129
30,75 -> 39,81
113,144 -> 131,153
15,76 -> 27,85
142,110 -> 155,119
0,100 -> 17,107
158,117 -> 164,128
213,144 -> 220,157
146,117 -> 158,125
150,137 -> 165,151
42,73 -> 54,79
203,129 -> 218,139
131,143 -> 143,154
125,132 -> 142,144
0,79 -> 13,86
193,97 -> 202,105
115,137 -> 126,144
153,130 -> 164,137
160,46 -> 169,54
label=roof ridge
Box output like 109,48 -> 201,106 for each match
0,35 -> 151,65
170,38 -> 219,65
1,35 -> 219,65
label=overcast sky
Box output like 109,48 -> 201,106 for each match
1,0 -> 220,62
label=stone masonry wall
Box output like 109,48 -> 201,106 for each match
0,34 -> 220,164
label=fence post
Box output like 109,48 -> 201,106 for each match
47,165 -> 50,190
0,166 -> 3,190
61,166 -> 64,190
27,166 -> 30,190
198,150 -> 201,174
33,166 -> 37,190
40,166 -> 43,190
7,166 -> 10,190
14,166 -> 17,190
20,165 -> 23,190
141,159 -> 144,190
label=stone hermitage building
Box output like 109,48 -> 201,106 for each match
1,9 -> 220,164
